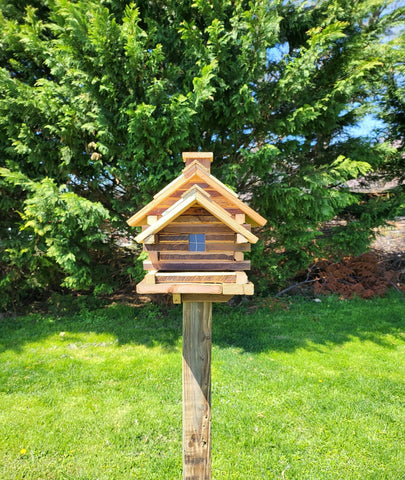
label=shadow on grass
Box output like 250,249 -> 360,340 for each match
212,293 -> 405,353
0,293 -> 404,354
0,300 -> 182,353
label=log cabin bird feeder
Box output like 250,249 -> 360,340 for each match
127,152 -> 267,304
127,152 -> 266,480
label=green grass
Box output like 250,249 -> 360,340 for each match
0,293 -> 404,479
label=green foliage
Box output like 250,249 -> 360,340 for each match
0,168 -> 110,308
0,0 -> 404,306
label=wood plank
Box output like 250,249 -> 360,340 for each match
127,158 -> 267,228
234,213 -> 246,224
157,214 -> 231,230
182,157 -> 213,174
155,191 -> 226,211
222,281 -> 254,295
184,158 -> 212,171
136,281 -> 222,294
182,166 -> 267,223
162,224 -> 233,234
158,220 -> 249,233
234,251 -> 244,261
176,186 -> 245,209
144,271 -> 156,285
152,173 -> 185,200
172,293 -> 182,304
236,271 -> 248,284
144,242 -> 250,252
182,162 -> 203,179
136,187 -> 258,244
243,282 -> 254,295
148,207 -> 244,216
181,184 -> 210,198
206,172 -> 239,198
145,242 -> 188,251
128,174 -> 186,226
195,170 -> 266,224
158,234 -> 190,242
147,252 -> 159,265
178,184 -> 239,206
159,234 -> 235,242
160,253 -> 234,261
144,234 -> 155,244
182,294 -> 233,303
173,188 -> 223,199
236,234 -> 248,244
143,260 -> 251,271
182,301 -> 212,479
147,215 -> 158,225
182,181 -> 210,191
222,283 -> 244,295
161,191 -> 198,218
206,234 -> 236,242
182,151 -> 213,160
156,272 -> 238,284
171,216 -> 221,224
181,207 -> 214,216
149,198 -> 179,209
208,243 -> 249,252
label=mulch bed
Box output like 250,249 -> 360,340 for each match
313,251 -> 403,299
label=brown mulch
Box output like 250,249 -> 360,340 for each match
313,251 -> 403,299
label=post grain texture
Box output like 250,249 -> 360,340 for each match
183,302 -> 212,480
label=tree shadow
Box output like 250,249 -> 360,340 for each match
0,301 -> 183,354
212,294 -> 405,353
0,293 -> 404,354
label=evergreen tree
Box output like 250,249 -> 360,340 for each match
0,0 -> 403,307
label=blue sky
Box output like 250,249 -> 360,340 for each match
345,114 -> 387,139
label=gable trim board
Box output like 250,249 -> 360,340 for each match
135,187 -> 259,244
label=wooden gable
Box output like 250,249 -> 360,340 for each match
136,186 -> 258,244
127,153 -> 267,228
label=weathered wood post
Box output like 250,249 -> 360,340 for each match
127,152 -> 266,479
182,301 -> 212,479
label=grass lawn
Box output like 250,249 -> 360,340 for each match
0,293 -> 404,479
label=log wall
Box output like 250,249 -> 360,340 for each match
143,209 -> 251,271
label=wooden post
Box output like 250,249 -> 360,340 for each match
182,302 -> 212,480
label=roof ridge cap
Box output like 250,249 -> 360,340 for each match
182,160 -> 210,175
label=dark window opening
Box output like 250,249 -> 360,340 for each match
189,233 -> 205,252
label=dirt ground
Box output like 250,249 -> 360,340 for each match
372,216 -> 405,253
